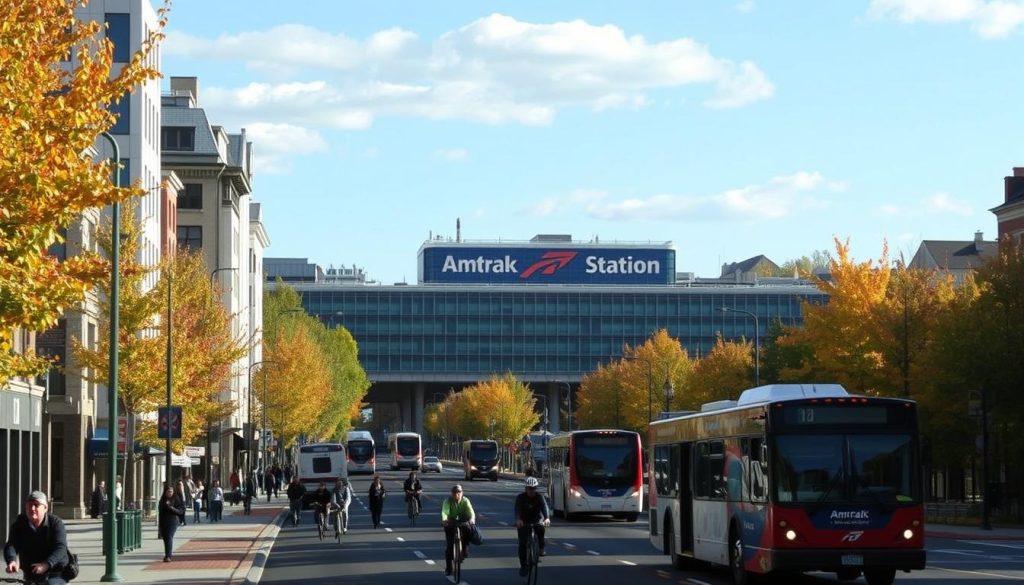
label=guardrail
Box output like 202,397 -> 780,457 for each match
926,502 -> 978,522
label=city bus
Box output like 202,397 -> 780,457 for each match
461,439 -> 500,481
296,442 -> 348,506
346,430 -> 376,474
648,384 -> 925,585
388,432 -> 422,471
547,429 -> 643,521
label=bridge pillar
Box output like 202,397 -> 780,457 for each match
400,387 -> 412,432
414,383 -> 425,436
547,384 -> 561,434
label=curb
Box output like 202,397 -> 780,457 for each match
241,509 -> 286,585
926,530 -> 1024,541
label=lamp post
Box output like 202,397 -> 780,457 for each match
248,360 -> 277,479
663,378 -> 674,414
969,387 -> 992,530
165,267 -> 173,487
719,306 -> 760,387
558,382 -> 573,432
431,392 -> 446,458
206,267 -> 237,488
100,131 -> 122,582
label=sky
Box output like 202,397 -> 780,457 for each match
160,0 -> 1024,283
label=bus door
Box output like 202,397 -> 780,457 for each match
677,442 -> 694,555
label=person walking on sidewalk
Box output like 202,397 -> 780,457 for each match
89,480 -> 107,519
209,480 -> 224,522
3,491 -> 70,585
158,485 -> 185,562
368,474 -> 386,529
243,471 -> 258,515
192,481 -> 204,524
265,468 -> 276,502
176,480 -> 188,526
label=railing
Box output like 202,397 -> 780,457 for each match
926,502 -> 979,522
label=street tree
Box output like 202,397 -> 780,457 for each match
0,0 -> 166,385
576,361 -> 625,429
689,335 -> 754,404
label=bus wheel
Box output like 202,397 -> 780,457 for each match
836,569 -> 861,581
624,513 -> 638,522
864,569 -> 896,585
729,527 -> 750,585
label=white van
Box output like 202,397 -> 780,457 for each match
296,442 -> 347,505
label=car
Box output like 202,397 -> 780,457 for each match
422,456 -> 443,473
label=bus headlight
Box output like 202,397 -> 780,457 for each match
785,529 -> 797,541
626,488 -> 641,498
903,529 -> 914,540
569,488 -> 583,498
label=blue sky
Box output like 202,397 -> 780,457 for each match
161,0 -> 1024,283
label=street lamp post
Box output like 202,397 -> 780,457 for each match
248,360 -> 277,479
558,382 -> 573,432
969,387 -> 992,530
431,392 -> 446,458
206,267 -> 237,488
718,306 -> 760,387
663,378 -> 674,414
165,267 -> 173,487
100,131 -> 122,582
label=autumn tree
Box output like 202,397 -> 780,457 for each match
778,238 -> 891,393
445,374 -> 539,446
576,362 -> 626,429
688,335 -> 754,404
0,0 -> 165,385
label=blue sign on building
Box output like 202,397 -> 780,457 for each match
419,246 -> 675,285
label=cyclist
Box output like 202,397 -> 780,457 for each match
311,482 -> 332,531
440,484 -> 475,577
331,478 -> 352,535
515,477 -> 550,576
403,470 -> 423,514
286,477 -> 306,525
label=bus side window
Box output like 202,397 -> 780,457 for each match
749,437 -> 767,502
668,444 -> 680,498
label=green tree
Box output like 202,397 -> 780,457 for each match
0,0 -> 165,385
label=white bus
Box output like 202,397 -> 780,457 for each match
461,439 -> 499,481
388,432 -> 422,471
548,429 -> 643,521
296,442 -> 348,505
346,430 -> 376,475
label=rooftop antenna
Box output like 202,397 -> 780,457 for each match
456,217 -> 461,243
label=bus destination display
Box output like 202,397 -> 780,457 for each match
783,405 -> 889,425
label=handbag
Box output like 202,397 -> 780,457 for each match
61,551 -> 80,581
468,523 -> 484,546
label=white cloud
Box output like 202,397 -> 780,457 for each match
435,148 -> 469,162
926,192 -> 973,215
868,0 -> 1024,38
167,14 -> 774,129
243,122 -> 328,174
531,172 -> 840,221
736,1 -> 756,13
880,204 -> 902,216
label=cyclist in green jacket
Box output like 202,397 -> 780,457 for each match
440,484 -> 475,577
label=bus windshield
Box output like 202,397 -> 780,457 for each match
773,434 -> 916,504
469,442 -> 498,462
348,440 -> 374,462
574,435 -> 637,487
396,437 -> 419,456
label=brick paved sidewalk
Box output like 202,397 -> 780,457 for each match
65,495 -> 285,584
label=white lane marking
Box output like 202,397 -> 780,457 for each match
587,550 -> 600,556
414,550 -> 426,559
397,537 -> 405,542
563,542 -> 576,549
425,559 -> 436,565
960,540 -> 1024,550
933,548 -> 991,558
685,578 -> 713,585
619,560 -> 636,566
499,521 -> 509,526
928,565 -> 1024,579
385,527 -> 393,533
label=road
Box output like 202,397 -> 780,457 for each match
259,458 -> 1024,585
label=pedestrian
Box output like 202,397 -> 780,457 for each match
89,480 -> 107,519
115,475 -> 123,511
265,467 -> 276,502
274,465 -> 283,494
3,490 -> 71,584
284,466 -> 293,484
368,473 -> 386,529
158,484 -> 185,562
209,479 -> 224,522
243,471 -> 258,515
229,469 -> 241,505
175,480 -> 187,525
192,481 -> 204,524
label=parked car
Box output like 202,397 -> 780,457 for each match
422,456 -> 443,473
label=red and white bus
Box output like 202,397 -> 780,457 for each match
388,432 -> 422,471
346,430 -> 376,475
548,429 -> 643,521
648,384 -> 925,585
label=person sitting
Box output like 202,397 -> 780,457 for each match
440,484 -> 475,577
514,477 -> 551,576
403,470 -> 423,513
3,491 -> 70,585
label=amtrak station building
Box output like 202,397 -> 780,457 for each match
266,235 -> 827,438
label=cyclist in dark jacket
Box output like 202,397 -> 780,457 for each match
4,491 -> 70,585
403,471 -> 423,512
514,477 -> 550,576
286,477 -> 306,525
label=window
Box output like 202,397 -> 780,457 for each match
177,184 -> 202,209
109,94 -> 130,135
162,127 -> 195,151
177,225 -> 202,250
654,444 -> 681,497
695,440 -> 725,499
104,13 -> 130,63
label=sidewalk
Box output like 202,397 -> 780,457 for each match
925,522 -> 1024,541
65,495 -> 285,584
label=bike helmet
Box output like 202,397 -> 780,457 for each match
524,477 -> 539,489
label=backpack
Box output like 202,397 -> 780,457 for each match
44,516 -> 78,581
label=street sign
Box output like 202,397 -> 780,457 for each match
157,406 -> 183,439
117,416 -> 127,453
184,445 -> 205,458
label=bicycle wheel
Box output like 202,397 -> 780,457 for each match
335,511 -> 343,544
408,499 -> 417,526
527,532 -> 539,585
452,533 -> 463,583
317,512 -> 325,541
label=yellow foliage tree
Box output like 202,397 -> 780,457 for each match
0,0 -> 166,385
259,323 -> 332,450
446,374 -> 539,446
779,238 -> 891,393
688,335 -> 754,404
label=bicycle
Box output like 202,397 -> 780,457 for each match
313,503 -> 329,541
523,522 -> 546,585
288,498 -> 302,527
406,493 -> 420,526
1,575 -> 48,585
451,521 -> 471,583
331,504 -> 344,544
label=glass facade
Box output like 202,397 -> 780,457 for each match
287,284 -> 827,382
